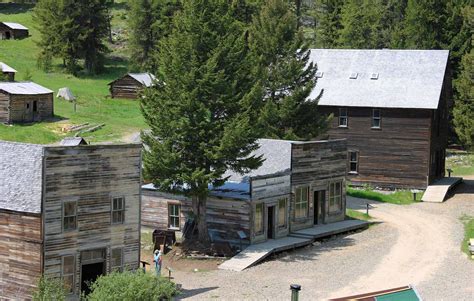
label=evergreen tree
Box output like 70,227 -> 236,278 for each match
313,0 -> 344,48
249,0 -> 327,140
141,0 -> 264,242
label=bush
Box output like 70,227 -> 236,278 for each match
87,270 -> 179,301
32,277 -> 67,301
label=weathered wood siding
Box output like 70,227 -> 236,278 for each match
0,24 -> 28,40
109,75 -> 143,99
141,190 -> 190,230
290,140 -> 347,231
0,91 -> 9,123
0,210 -> 42,300
321,106 -> 432,188
250,174 -> 291,243
42,144 -> 142,296
9,93 -> 54,123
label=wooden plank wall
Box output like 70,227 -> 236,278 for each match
141,190 -> 190,230
110,76 -> 142,99
0,209 -> 42,300
321,107 -> 432,188
42,144 -> 142,295
10,93 -> 53,123
290,140 -> 347,231
0,92 -> 9,123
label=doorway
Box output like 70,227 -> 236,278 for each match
81,248 -> 106,295
24,101 -> 33,122
5,31 -> 11,39
314,190 -> 326,225
267,206 -> 275,239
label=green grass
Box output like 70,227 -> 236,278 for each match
346,208 -> 372,221
347,187 -> 423,205
460,215 -> 474,259
0,2 -> 148,144
446,152 -> 474,176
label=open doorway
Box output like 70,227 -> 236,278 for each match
267,206 -> 275,239
314,190 -> 326,225
5,31 -> 11,39
81,248 -> 106,295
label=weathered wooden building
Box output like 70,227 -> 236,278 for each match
0,62 -> 16,81
0,82 -> 54,123
0,140 -> 142,299
142,138 -> 347,246
108,73 -> 155,99
0,22 -> 28,40
308,49 -> 451,189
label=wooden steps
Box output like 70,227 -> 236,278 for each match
422,177 -> 463,203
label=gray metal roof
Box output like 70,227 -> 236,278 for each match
129,73 -> 156,87
0,62 -> 17,73
60,137 -> 88,146
224,138 -> 293,182
308,49 -> 449,109
0,82 -> 53,95
2,22 -> 28,30
0,141 -> 43,214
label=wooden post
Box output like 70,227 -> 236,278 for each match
290,284 -> 301,301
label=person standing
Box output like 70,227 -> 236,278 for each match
153,249 -> 162,276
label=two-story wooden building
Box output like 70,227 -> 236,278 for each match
0,140 -> 142,299
309,49 -> 451,189
142,139 -> 347,246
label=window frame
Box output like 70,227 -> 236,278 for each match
61,255 -> 75,294
111,248 -> 123,272
111,197 -> 125,225
168,203 -> 181,230
338,108 -> 348,127
328,181 -> 343,213
294,186 -> 309,219
62,201 -> 77,232
371,109 -> 381,129
254,203 -> 264,235
349,151 -> 359,174
277,198 -> 287,228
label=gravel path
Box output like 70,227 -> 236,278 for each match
173,178 -> 474,300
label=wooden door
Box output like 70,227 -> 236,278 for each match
23,101 -> 33,122
314,190 -> 326,225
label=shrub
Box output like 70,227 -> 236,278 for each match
32,277 -> 67,301
87,270 -> 179,301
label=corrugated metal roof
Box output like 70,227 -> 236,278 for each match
0,82 -> 53,95
129,73 -> 156,87
0,62 -> 17,73
2,22 -> 28,30
60,137 -> 88,146
308,49 -> 449,109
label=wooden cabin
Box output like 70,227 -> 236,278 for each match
0,141 -> 142,299
0,62 -> 17,81
0,82 -> 54,123
142,139 -> 347,246
108,73 -> 155,99
308,49 -> 452,189
0,22 -> 28,40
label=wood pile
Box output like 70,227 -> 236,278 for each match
60,123 -> 105,136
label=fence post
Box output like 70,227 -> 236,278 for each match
290,284 -> 301,301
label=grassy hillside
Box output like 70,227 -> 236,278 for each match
0,2 -> 147,144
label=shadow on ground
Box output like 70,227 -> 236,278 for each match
177,286 -> 219,299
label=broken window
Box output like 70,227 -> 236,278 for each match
111,197 -> 125,224
168,204 -> 180,229
62,255 -> 75,294
295,186 -> 309,218
63,201 -> 77,231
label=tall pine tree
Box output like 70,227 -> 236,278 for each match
313,0 -> 344,48
141,0 -> 264,242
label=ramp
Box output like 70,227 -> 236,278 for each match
422,177 -> 463,203
218,236 -> 312,271
290,219 -> 369,240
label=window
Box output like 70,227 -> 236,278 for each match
329,181 -> 343,213
254,203 -> 264,234
349,151 -> 359,173
372,109 -> 381,128
168,204 -> 180,229
112,197 -> 125,224
349,72 -> 358,79
278,198 -> 287,228
111,248 -> 123,272
62,255 -> 75,294
339,108 -> 348,127
33,101 -> 38,112
63,201 -> 77,232
295,186 -> 309,219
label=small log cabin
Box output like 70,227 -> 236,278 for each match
108,73 -> 155,99
0,62 -> 17,81
308,49 -> 451,189
0,22 -> 29,40
0,82 -> 54,123
142,138 -> 347,246
0,140 -> 142,299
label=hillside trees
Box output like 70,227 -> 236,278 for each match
313,0 -> 344,48
34,0 -> 110,74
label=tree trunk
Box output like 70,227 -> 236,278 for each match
192,194 -> 210,243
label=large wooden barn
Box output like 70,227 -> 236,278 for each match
0,62 -> 16,81
0,82 -> 54,123
0,140 -> 142,299
309,49 -> 451,189
0,22 -> 28,39
142,138 -> 347,246
108,73 -> 155,99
